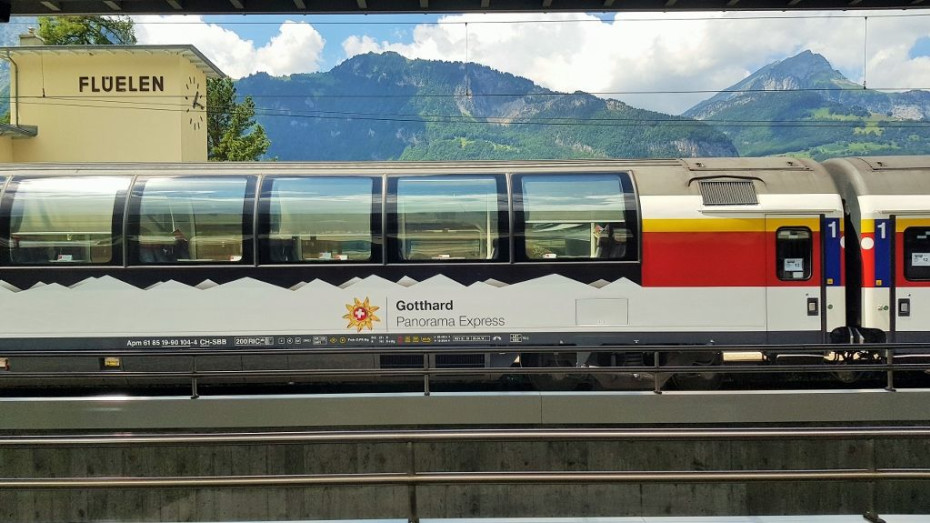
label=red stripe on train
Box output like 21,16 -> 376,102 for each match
642,231 -> 821,287
861,232 -> 877,288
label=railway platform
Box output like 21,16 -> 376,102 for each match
2,389 -> 930,430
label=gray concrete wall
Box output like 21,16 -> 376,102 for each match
0,435 -> 927,521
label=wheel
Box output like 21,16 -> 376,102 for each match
669,351 -> 725,390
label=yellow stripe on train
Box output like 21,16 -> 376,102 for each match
896,218 -> 930,232
643,217 -> 820,233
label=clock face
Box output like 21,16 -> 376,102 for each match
184,75 -> 205,131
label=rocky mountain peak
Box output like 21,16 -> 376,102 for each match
684,50 -> 857,119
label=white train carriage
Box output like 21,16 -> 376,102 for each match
0,158 -> 845,388
825,156 -> 930,347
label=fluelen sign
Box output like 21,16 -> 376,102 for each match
78,75 -> 165,93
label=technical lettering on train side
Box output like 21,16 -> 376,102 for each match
236,337 -> 276,347
126,337 -> 228,348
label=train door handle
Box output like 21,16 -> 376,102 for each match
898,298 -> 911,317
807,297 -> 819,316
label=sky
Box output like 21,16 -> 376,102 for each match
27,10 -> 930,115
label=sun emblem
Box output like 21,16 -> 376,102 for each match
343,297 -> 381,332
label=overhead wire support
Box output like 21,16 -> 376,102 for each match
863,15 -> 869,89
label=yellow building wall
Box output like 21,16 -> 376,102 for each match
9,52 -> 208,163
0,137 -> 13,162
178,58 -> 208,162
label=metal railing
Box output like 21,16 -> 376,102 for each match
2,469 -> 929,489
0,342 -> 929,397
3,426 -> 930,445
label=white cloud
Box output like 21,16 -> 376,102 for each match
134,15 -> 325,78
863,15 -> 930,91
130,12 -> 930,114
342,35 -> 383,58
341,11 -> 930,114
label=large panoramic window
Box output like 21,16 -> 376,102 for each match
259,177 -> 378,263
389,175 -> 506,262
8,176 -> 130,265
128,177 -> 252,264
515,173 -> 637,261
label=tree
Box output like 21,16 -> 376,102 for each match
207,77 -> 270,161
37,16 -> 137,45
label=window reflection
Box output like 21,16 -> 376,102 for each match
9,176 -> 129,265
520,174 -> 634,261
262,177 -> 375,263
393,176 -> 502,261
130,177 -> 248,264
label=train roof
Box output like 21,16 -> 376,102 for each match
0,156 -> 840,196
823,156 -> 930,196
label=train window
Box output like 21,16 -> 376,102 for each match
7,176 -> 130,265
128,177 -> 252,264
389,175 -> 506,262
259,177 -> 378,263
515,173 -> 637,261
776,227 -> 812,281
904,227 -> 930,281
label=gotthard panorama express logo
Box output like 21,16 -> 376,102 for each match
343,297 -> 381,332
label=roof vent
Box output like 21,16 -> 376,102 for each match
700,180 -> 758,206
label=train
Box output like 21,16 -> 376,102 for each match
0,155 -> 927,390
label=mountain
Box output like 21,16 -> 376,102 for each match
235,52 -> 737,161
684,50 -> 930,159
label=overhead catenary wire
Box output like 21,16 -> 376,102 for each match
16,85 -> 926,99
11,97 -> 930,130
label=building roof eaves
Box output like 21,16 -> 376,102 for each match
0,45 -> 226,79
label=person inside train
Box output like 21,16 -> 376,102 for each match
596,223 -> 628,259
136,228 -> 190,263
172,228 -> 191,260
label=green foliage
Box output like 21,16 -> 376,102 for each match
706,90 -> 930,160
207,77 -> 270,162
37,16 -> 136,45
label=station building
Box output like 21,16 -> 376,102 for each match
0,30 -> 225,162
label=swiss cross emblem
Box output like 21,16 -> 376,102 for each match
343,297 -> 381,332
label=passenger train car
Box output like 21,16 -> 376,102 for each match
825,156 -> 930,346
0,156 -> 922,389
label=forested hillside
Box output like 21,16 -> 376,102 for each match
235,52 -> 737,161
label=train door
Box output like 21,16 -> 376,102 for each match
892,216 -> 930,342
765,215 -> 827,344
